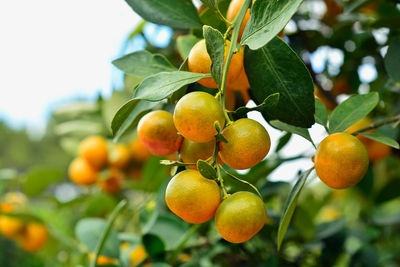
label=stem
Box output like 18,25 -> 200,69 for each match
167,224 -> 201,265
351,114 -> 400,136
217,165 -> 229,199
217,9 -> 231,26
90,199 -> 128,267
221,167 -> 262,198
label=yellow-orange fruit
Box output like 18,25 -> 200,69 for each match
188,39 -> 244,88
219,119 -> 270,170
88,253 -> 117,265
17,223 -> 48,252
227,67 -> 251,103
215,191 -> 266,243
130,245 -> 147,266
109,144 -> 130,168
165,170 -> 221,224
174,91 -> 225,142
79,136 -> 108,169
98,169 -> 124,194
226,0 -> 253,41
0,216 -> 24,238
68,157 -> 98,186
130,137 -> 151,162
180,139 -> 219,169
137,110 -> 183,156
315,133 -> 369,189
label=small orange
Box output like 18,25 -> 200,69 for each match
109,144 -> 130,168
79,136 -> 108,169
165,170 -> 221,224
226,0 -> 253,41
0,215 -> 24,238
137,110 -> 183,156
130,137 -> 151,162
227,67 -> 250,103
17,223 -> 48,252
69,157 -> 98,186
215,191 -> 266,243
188,39 -> 244,88
219,119 -> 270,170
174,91 -> 225,143
88,252 -> 117,265
315,133 -> 369,189
130,245 -> 147,266
98,169 -> 124,194
179,139 -> 218,169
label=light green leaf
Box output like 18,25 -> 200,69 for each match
203,26 -> 225,87
177,35 -> 201,59
314,99 -> 328,127
270,120 -> 314,145
384,37 -> 400,82
359,132 -> 399,149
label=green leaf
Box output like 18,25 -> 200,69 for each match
111,99 -> 158,141
270,120 -> 314,145
241,0 -> 303,50
375,179 -> 400,203
197,160 -> 217,179
246,37 -> 315,128
22,167 -> 63,196
277,168 -> 313,251
203,26 -> 225,87
142,233 -> 165,258
200,0 -> 218,10
314,99 -> 328,127
112,51 -> 176,78
148,215 -> 188,250
328,93 -> 379,133
134,71 -> 210,101
75,218 -> 120,258
0,168 -> 18,180
359,132 -> 399,149
384,37 -> 400,82
232,93 -> 279,118
125,0 -> 202,29
199,0 -> 230,33
177,35 -> 201,59
275,132 -> 292,152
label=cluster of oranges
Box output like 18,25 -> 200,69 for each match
88,243 -> 147,266
0,193 -> 48,252
68,135 -> 151,194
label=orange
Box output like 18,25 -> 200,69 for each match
315,133 -> 369,189
226,0 -> 253,41
225,88 -> 236,111
17,223 -> 48,252
219,118 -> 270,170
188,39 -> 244,88
109,144 -> 130,168
98,169 -> 124,194
88,252 -> 117,265
68,157 -> 98,186
227,67 -> 250,103
79,136 -> 108,169
174,91 -> 225,142
137,110 -> 183,157
215,191 -> 266,243
165,170 -> 221,224
0,215 -> 24,238
180,139 -> 219,169
130,137 -> 151,162
130,245 -> 147,266
331,76 -> 350,96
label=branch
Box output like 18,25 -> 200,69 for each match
351,114 -> 400,135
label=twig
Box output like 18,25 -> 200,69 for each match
351,114 -> 400,135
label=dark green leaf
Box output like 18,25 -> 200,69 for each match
199,0 -> 230,33
372,213 -> 400,226
134,71 -> 210,101
112,51 -> 176,78
241,0 -> 303,50
75,218 -> 119,258
177,35 -> 201,59
275,132 -> 292,152
277,168 -> 313,250
22,167 -> 63,196
197,160 -> 217,179
232,93 -> 279,118
384,37 -> 400,82
125,0 -> 202,29
200,0 -> 218,10
142,233 -> 165,258
359,132 -> 399,149
203,26 -> 225,87
148,215 -> 188,250
270,120 -> 314,144
315,99 -> 328,127
329,93 -> 379,133
246,37 -> 315,128
375,179 -> 400,203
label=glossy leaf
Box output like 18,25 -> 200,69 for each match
142,233 -> 165,258
203,25 -> 225,86
359,132 -> 399,149
197,160 -> 217,180
200,0 -> 230,33
384,37 -> 400,82
134,71 -> 210,101
329,93 -> 379,133
125,0 -> 202,29
277,168 -> 313,250
314,99 -> 328,127
246,37 -> 315,128
241,0 -> 303,50
270,120 -> 314,145
232,93 -> 279,118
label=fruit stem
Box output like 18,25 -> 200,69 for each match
217,9 -> 232,26
221,167 -> 262,199
217,165 -> 229,199
351,114 -> 400,136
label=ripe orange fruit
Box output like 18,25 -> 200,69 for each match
129,137 -> 151,162
180,139 -> 219,169
346,117 -> 391,162
226,0 -> 253,41
130,245 -> 147,266
69,157 -> 98,186
174,91 -> 225,143
0,215 -> 24,238
227,67 -> 250,103
137,110 -> 183,156
79,136 -> 108,169
109,144 -> 130,168
188,39 -> 244,88
88,253 -> 117,265
98,169 -> 124,194
17,223 -> 48,252
315,133 -> 369,189
219,119 -> 270,170
215,191 -> 266,243
165,170 -> 221,224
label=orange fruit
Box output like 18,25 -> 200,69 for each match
88,252 -> 117,265
137,110 -> 183,156
179,139 -> 220,169
219,118 -> 270,170
109,144 -> 130,168
227,67 -> 250,103
174,91 -> 225,143
0,215 -> 24,238
98,169 -> 124,194
17,223 -> 48,252
225,88 -> 236,111
188,39 -> 244,88
314,86 -> 336,111
315,133 -> 369,189
165,170 -> 221,224
130,245 -> 147,266
79,136 -> 108,169
130,137 -> 151,162
215,191 -> 266,243
68,157 -> 98,186
226,0 -> 253,41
